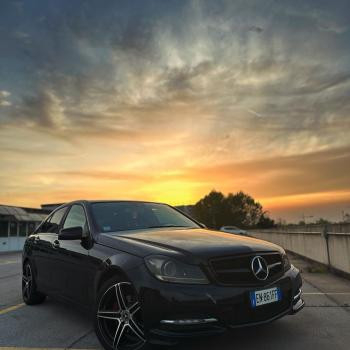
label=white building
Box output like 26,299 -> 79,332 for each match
0,205 -> 50,252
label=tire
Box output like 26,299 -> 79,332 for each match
94,277 -> 150,350
22,261 -> 46,305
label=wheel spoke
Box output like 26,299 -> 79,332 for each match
23,283 -> 29,297
26,265 -> 31,277
97,310 -> 120,320
115,284 -> 127,310
22,275 -> 28,283
128,318 -> 145,342
128,302 -> 140,316
113,321 -> 126,349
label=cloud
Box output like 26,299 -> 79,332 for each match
183,146 -> 350,199
248,25 -> 263,33
12,89 -> 65,127
29,145 -> 350,202
52,170 -> 152,182
1,1 -> 349,139
0,90 -> 11,106
0,0 -> 350,218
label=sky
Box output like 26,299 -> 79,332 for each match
0,0 -> 350,222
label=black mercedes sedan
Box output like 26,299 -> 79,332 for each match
22,200 -> 304,350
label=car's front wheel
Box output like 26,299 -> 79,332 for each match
94,278 -> 148,350
22,261 -> 46,305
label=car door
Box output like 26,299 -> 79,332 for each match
32,207 -> 67,294
55,204 -> 93,306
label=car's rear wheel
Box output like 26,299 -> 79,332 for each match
22,261 -> 46,305
94,278 -> 148,350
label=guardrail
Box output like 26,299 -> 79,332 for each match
250,226 -> 350,277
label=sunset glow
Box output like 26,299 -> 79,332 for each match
1,1 -> 350,222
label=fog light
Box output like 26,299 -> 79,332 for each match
293,298 -> 304,312
160,318 -> 218,325
293,288 -> 302,301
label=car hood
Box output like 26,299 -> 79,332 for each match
97,228 -> 282,262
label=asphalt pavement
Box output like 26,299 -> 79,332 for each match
1,251 -> 350,350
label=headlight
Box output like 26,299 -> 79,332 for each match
282,253 -> 291,271
145,255 -> 209,284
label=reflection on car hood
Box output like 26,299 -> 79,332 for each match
98,228 -> 282,260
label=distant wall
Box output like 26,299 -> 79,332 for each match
251,224 -> 350,276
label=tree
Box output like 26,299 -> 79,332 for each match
223,191 -> 263,228
192,190 -> 226,229
257,212 -> 275,229
193,190 -> 274,229
315,218 -> 331,225
343,213 -> 350,223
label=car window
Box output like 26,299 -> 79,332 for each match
91,202 -> 199,233
151,206 -> 184,226
41,207 -> 66,234
63,205 -> 87,231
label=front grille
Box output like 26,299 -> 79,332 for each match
209,252 -> 284,286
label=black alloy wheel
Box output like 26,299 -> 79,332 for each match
22,262 -> 46,305
95,279 -> 147,350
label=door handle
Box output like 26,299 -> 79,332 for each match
52,240 -> 60,248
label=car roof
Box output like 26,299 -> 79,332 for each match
50,200 -> 170,218
87,199 -> 166,205
59,199 -> 168,206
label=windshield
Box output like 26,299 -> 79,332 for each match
91,202 -> 200,233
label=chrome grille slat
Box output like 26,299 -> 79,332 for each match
210,252 -> 283,286
217,268 -> 250,273
268,262 -> 282,269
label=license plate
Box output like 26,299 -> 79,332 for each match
250,287 -> 281,308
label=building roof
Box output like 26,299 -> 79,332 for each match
0,205 -> 48,222
41,203 -> 64,211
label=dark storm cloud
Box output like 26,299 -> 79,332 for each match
0,0 -> 350,155
248,26 -> 263,33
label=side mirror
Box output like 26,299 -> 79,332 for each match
59,226 -> 83,240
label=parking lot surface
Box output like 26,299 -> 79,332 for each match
1,252 -> 350,350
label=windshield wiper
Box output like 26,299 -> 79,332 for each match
147,224 -> 191,228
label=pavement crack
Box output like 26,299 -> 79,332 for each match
65,329 -> 94,349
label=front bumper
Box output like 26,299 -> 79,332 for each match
127,264 -> 303,344
290,287 -> 305,314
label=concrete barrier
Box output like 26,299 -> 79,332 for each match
328,233 -> 350,276
251,224 -> 350,276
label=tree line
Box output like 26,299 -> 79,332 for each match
190,190 -> 275,230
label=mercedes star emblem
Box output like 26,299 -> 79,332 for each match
251,256 -> 269,280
